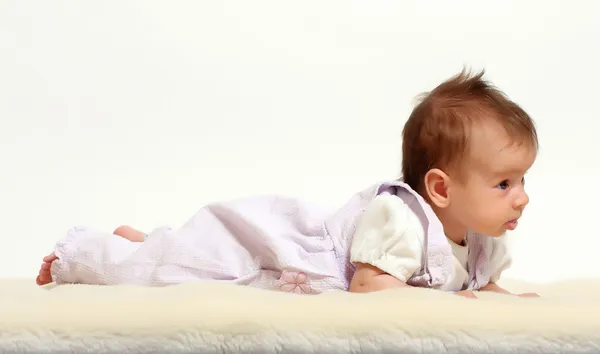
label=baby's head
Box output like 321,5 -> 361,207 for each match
401,69 -> 538,242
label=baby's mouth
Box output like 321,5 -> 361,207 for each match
505,219 -> 518,230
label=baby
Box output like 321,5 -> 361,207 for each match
36,69 -> 539,298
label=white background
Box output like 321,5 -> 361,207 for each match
1,1 -> 598,283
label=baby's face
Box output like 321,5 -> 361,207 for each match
449,121 -> 537,237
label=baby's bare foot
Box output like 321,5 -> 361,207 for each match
36,252 -> 57,286
113,225 -> 146,242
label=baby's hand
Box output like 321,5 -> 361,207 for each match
517,292 -> 540,298
455,290 -> 477,299
36,252 -> 57,286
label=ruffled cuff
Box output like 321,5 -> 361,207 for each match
51,226 -> 89,284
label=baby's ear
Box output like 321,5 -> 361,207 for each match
423,168 -> 451,208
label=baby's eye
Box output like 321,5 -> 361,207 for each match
497,180 -> 510,190
521,177 -> 526,185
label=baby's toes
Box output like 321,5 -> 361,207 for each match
36,269 -> 52,285
43,252 -> 57,263
36,260 -> 55,285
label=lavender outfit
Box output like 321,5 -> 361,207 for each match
50,181 -> 493,293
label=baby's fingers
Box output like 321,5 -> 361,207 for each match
518,292 -> 540,298
455,290 -> 477,299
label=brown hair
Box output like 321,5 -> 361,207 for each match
401,68 -> 538,194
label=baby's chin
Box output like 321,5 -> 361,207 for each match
472,226 -> 507,237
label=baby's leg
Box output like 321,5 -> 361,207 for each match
36,225 -> 145,286
113,225 -> 146,242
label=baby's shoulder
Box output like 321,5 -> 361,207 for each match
350,193 -> 427,282
363,193 -> 422,226
353,193 -> 425,242
368,187 -> 425,211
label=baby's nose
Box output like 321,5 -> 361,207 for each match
514,191 -> 529,209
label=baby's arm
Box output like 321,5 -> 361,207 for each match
348,194 -> 423,293
479,281 -> 512,294
480,281 -> 538,297
347,195 -> 477,298
349,262 -> 409,292
477,236 -> 539,297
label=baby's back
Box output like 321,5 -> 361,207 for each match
172,194 -> 352,293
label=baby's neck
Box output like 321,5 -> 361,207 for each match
432,208 -> 466,245
443,228 -> 466,245
417,188 -> 467,245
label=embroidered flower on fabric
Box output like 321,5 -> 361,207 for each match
279,270 -> 314,294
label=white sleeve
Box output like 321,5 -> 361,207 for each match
50,226 -> 200,286
350,194 -> 424,282
488,235 -> 513,283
